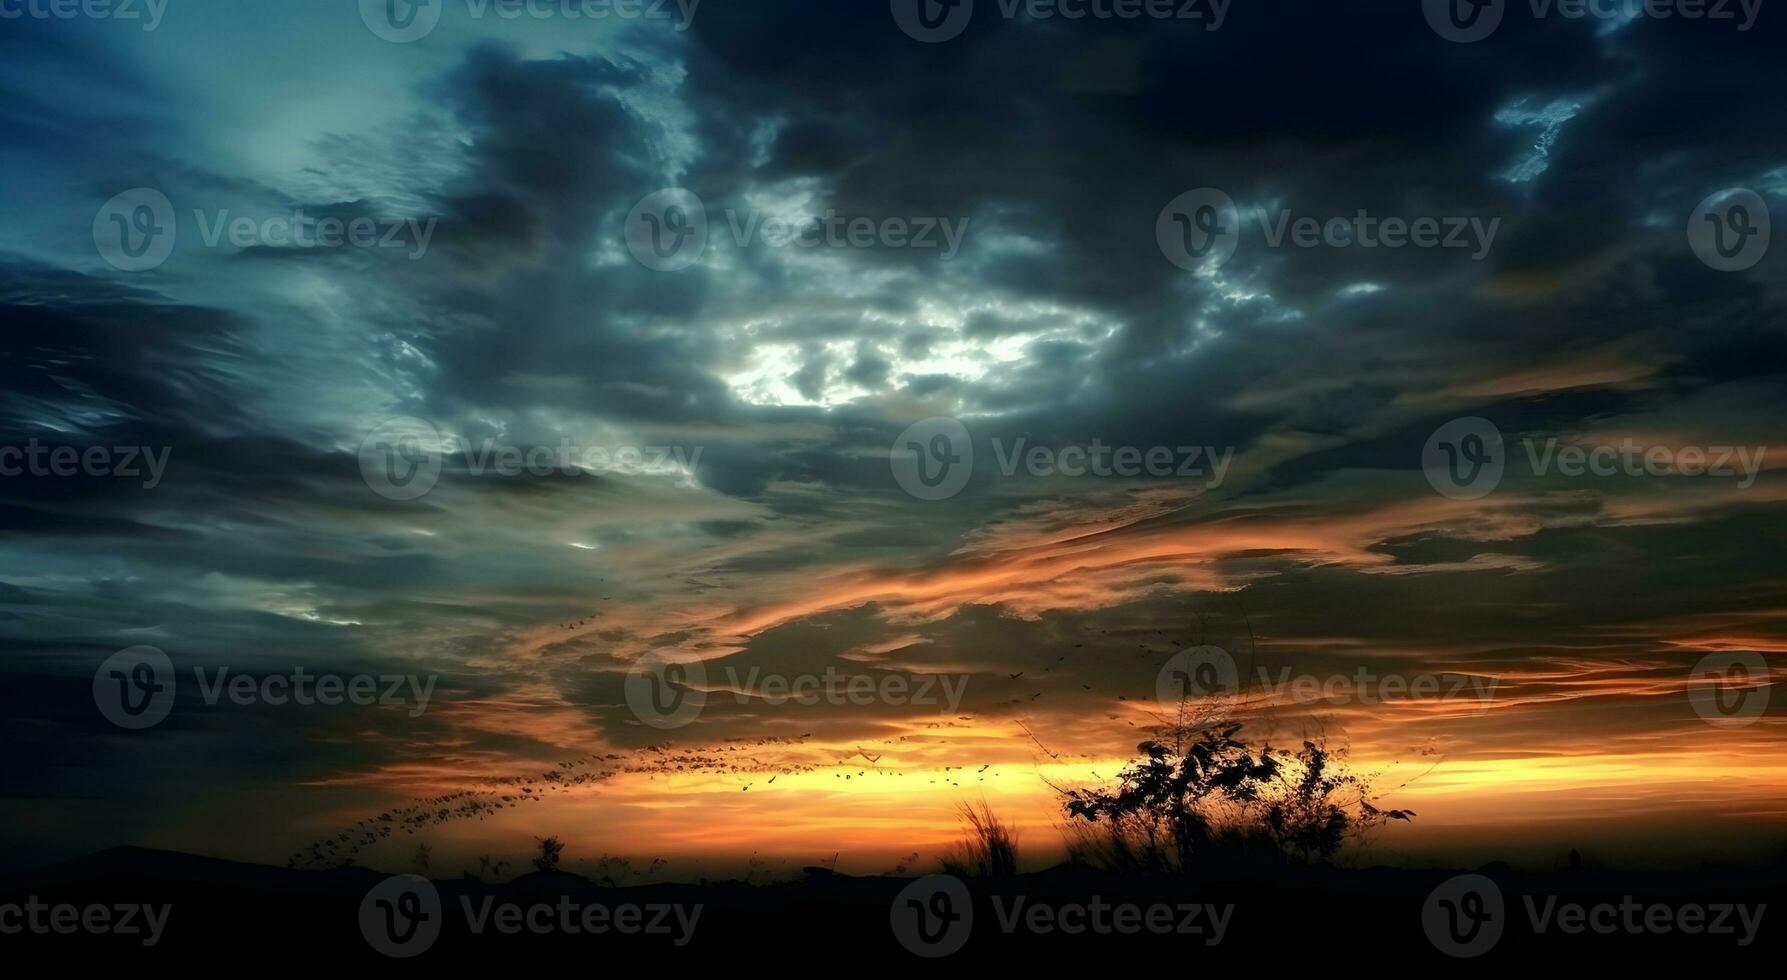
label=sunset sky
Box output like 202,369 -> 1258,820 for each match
1,1 -> 1784,878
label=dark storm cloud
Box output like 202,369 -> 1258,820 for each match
0,1 -> 1782,868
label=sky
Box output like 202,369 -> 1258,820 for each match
1,0 -> 1784,877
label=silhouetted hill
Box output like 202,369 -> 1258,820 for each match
21,846 -> 353,889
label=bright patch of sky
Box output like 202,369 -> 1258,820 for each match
724,301 -> 1118,408
1495,97 -> 1589,184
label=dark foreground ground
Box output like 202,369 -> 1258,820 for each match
1,847 -> 1779,973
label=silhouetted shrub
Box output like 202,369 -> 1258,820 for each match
532,835 -> 564,873
1061,723 -> 1410,873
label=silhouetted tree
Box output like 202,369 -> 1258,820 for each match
1061,723 -> 1410,873
532,835 -> 564,873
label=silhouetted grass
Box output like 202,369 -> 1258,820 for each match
940,801 -> 1019,877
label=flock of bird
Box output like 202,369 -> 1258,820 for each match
289,618 -> 1241,869
288,735 -> 816,869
